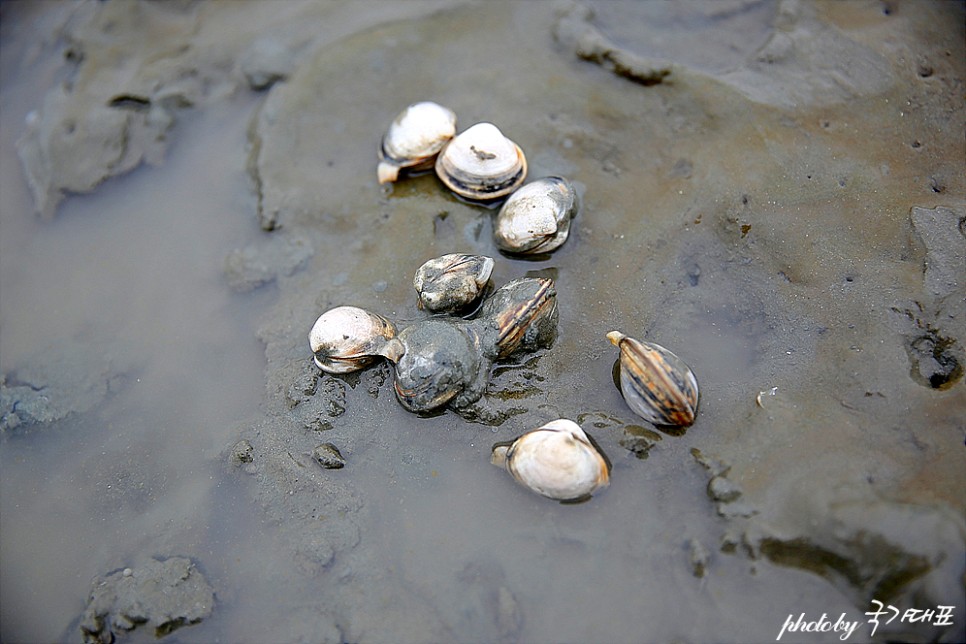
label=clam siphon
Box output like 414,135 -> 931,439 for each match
606,331 -> 699,427
490,419 -> 610,502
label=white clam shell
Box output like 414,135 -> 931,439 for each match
377,101 -> 457,184
413,253 -> 494,314
309,306 -> 397,373
493,176 -> 579,254
435,122 -> 527,201
491,419 -> 610,502
607,331 -> 699,427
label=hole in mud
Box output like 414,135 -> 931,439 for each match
906,333 -> 963,390
880,1 -> 898,16
108,94 -> 151,111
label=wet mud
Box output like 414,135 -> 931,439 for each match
1,1 -> 964,643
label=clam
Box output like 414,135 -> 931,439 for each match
413,253 -> 494,314
490,419 -> 610,502
382,319 -> 491,413
477,277 -> 558,359
435,122 -> 527,202
308,306 -> 396,374
493,176 -> 579,255
377,101 -> 457,184
606,331 -> 699,427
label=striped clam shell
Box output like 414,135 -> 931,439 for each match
434,122 -> 527,202
478,277 -> 557,359
607,331 -> 699,427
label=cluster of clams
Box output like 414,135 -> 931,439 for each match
309,254 -> 558,415
377,101 -> 579,256
305,101 -> 701,504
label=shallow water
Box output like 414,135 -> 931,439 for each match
2,2 -> 964,643
0,95 -> 274,640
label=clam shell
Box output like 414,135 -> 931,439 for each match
308,306 -> 396,373
435,122 -> 527,201
413,253 -> 494,314
607,331 -> 699,427
491,419 -> 610,502
478,277 -> 557,359
493,176 -> 579,254
389,319 -> 485,413
377,101 -> 457,184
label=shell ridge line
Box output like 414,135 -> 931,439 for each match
624,340 -> 685,411
496,279 -> 553,348
621,347 -> 664,409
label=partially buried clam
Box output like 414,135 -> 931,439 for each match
308,306 -> 396,374
493,176 -> 579,255
381,319 -> 491,413
377,101 -> 457,184
607,331 -> 699,427
491,419 -> 610,502
413,253 -> 494,314
381,276 -> 560,414
477,277 -> 558,359
435,122 -> 527,202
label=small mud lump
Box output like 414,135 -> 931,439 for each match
79,556 -> 214,643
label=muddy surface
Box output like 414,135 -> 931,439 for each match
1,1 -> 963,643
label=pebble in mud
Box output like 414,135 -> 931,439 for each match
312,443 -> 346,469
